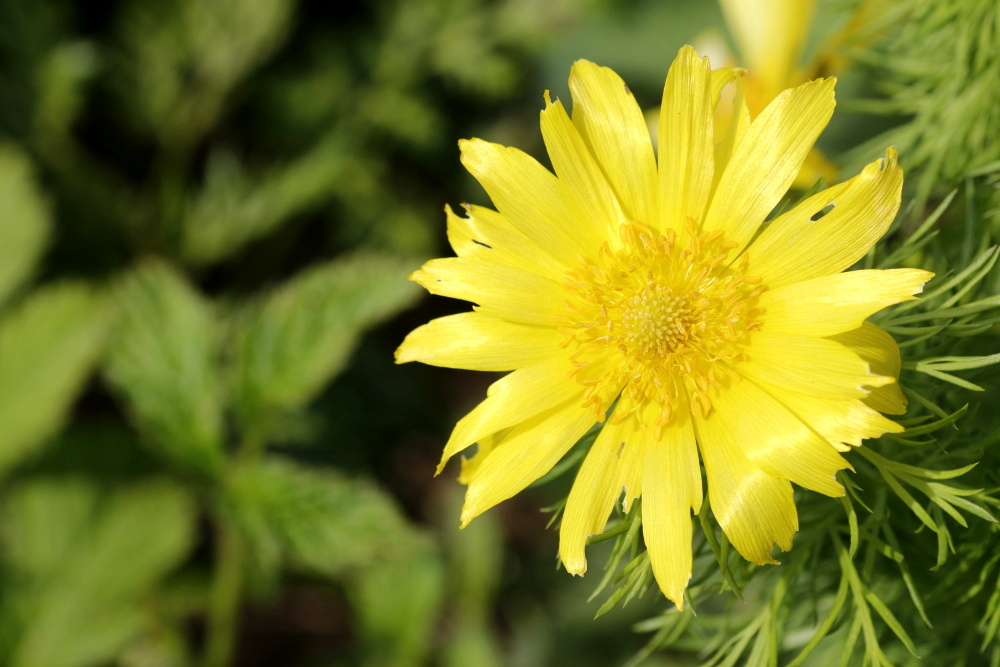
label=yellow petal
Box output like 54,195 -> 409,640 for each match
740,332 -> 892,399
719,0 -> 814,98
702,77 -> 836,253
714,378 -> 848,496
748,148 -> 904,288
751,380 -> 903,450
658,46 -> 715,233
439,358 -> 584,472
712,70 -> 750,192
559,413 -> 643,576
829,322 -> 907,414
410,255 -> 563,326
459,138 -> 602,262
759,268 -> 934,337
540,93 -> 626,244
641,406 -> 701,609
461,399 -> 596,526
458,430 -> 503,484
694,407 -> 798,565
569,60 -> 659,227
710,67 -> 742,106
395,312 -> 561,371
446,204 -> 565,282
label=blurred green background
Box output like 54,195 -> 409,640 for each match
0,0 -> 997,665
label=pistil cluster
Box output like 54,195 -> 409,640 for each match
560,222 -> 766,433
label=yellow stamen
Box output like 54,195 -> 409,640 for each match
562,222 -> 766,424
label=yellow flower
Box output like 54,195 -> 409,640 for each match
397,46 -> 932,608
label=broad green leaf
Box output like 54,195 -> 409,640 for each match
232,252 -> 420,434
224,457 -> 426,578
104,262 -> 224,476
0,283 -> 109,476
2,479 -> 194,667
0,145 -> 50,308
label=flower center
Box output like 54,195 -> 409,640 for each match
559,222 -> 766,432
619,286 -> 693,359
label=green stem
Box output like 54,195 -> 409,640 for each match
201,518 -> 244,667
202,433 -> 262,667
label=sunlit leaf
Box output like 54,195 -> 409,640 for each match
0,145 -> 50,307
231,252 -> 420,435
0,283 -> 109,476
2,479 -> 194,667
224,457 -> 426,577
104,262 -> 224,476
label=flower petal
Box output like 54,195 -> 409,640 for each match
569,61 -> 660,228
740,332 -> 892,399
714,378 -> 848,496
712,71 -> 751,192
748,149 -> 903,288
540,93 -> 626,244
658,46 -> 715,233
446,204 -> 566,282
642,406 -> 701,609
694,407 -> 798,564
719,0 -> 814,103
395,311 -> 562,371
829,322 -> 907,414
702,77 -> 836,253
458,430 -> 502,484
750,380 -> 903,450
461,398 -> 596,525
439,358 -> 584,472
410,255 -> 563,326
559,414 -> 643,576
710,67 -> 742,105
759,268 -> 933,337
459,138 -> 601,262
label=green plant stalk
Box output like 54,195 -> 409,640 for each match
201,516 -> 245,667
202,432 -> 263,667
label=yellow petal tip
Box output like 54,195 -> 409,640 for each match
562,556 -> 587,576
393,345 -> 409,365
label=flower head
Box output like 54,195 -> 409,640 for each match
397,46 -> 932,608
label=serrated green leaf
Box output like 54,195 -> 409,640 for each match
0,145 -> 50,308
104,262 -> 225,476
182,138 -> 354,265
0,283 -> 109,477
3,479 -> 194,667
224,457 -> 426,577
232,252 -> 420,434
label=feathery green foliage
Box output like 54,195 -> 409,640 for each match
845,0 -> 1000,206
